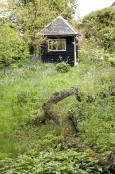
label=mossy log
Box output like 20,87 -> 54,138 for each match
40,87 -> 115,171
42,87 -> 81,138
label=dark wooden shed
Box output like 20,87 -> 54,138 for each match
41,16 -> 81,66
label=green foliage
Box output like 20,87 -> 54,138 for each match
83,7 -> 115,28
79,46 -> 105,63
0,4 -> 115,174
0,0 -> 57,54
68,64 -> 115,154
0,22 -> 30,68
17,0 -> 76,20
100,27 -> 115,52
0,51 -> 115,173
46,0 -> 76,20
1,0 -> 76,55
0,149 -> 104,174
81,7 -> 115,52
56,62 -> 70,73
78,43 -> 115,67
18,0 -> 42,6
69,96 -> 115,153
14,91 -> 37,106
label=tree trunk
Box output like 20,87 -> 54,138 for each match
42,87 -> 80,138
40,87 -> 115,171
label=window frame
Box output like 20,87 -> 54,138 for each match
48,39 -> 66,52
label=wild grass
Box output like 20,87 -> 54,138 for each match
0,57 -> 115,160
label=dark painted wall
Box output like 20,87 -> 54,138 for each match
41,36 -> 78,66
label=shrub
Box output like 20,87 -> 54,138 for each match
0,22 -> 30,68
80,7 -> 115,52
56,62 -> 70,73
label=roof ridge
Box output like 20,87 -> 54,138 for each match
42,16 -> 81,36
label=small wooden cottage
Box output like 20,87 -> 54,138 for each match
41,16 -> 81,66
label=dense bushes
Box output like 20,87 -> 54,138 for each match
80,7 -> 115,52
0,22 -> 30,68
78,46 -> 115,66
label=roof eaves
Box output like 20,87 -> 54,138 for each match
42,34 -> 81,37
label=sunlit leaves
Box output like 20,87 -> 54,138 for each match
0,22 -> 29,67
81,7 -> 115,52
0,149 -> 102,173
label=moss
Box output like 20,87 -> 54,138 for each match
44,102 -> 76,138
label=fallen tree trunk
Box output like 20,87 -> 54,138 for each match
39,87 -> 115,171
42,87 -> 81,138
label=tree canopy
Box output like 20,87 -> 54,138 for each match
0,21 -> 29,68
0,0 -> 76,55
45,0 -> 76,20
80,7 -> 115,52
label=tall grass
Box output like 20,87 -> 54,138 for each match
0,56 -> 115,158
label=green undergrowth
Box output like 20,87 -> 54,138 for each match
69,95 -> 115,154
0,148 -> 104,174
0,57 -> 115,173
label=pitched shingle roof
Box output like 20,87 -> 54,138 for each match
42,16 -> 81,36
111,1 -> 115,7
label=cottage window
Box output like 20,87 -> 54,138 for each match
48,39 -> 66,51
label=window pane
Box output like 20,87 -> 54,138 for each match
49,39 -> 66,51
62,40 -> 65,50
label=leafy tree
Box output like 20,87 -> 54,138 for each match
1,0 -> 56,54
46,0 -> 76,20
0,0 -> 76,55
14,0 -> 76,20
0,21 -> 30,68
80,7 -> 115,52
